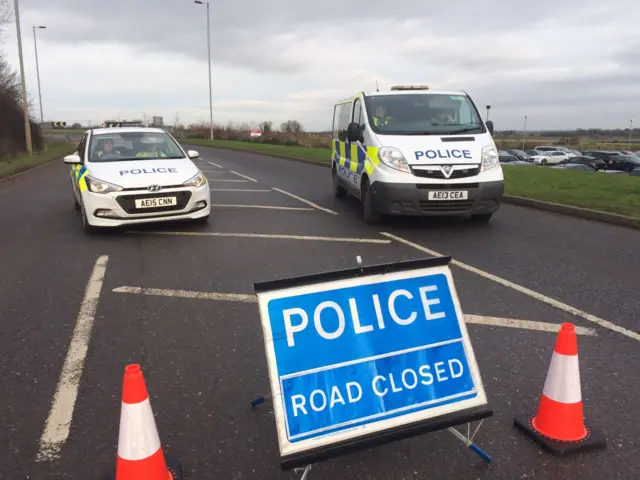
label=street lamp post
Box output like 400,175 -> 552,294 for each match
14,0 -> 32,154
485,105 -> 491,122
522,115 -> 528,150
194,0 -> 214,140
629,119 -> 634,151
33,26 -> 46,123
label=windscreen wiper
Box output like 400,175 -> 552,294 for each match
446,127 -> 483,135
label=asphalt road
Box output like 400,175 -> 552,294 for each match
0,145 -> 638,480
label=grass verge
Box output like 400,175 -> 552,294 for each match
502,165 -> 640,219
0,142 -> 77,180
185,138 -> 331,164
185,139 -> 640,219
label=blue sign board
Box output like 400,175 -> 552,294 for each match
255,261 -> 487,458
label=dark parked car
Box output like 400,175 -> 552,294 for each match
582,151 -> 623,170
499,151 -> 520,163
551,164 -> 595,172
507,149 -> 532,162
614,155 -> 640,172
557,155 -> 606,170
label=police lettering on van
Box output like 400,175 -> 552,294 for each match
331,84 -> 504,224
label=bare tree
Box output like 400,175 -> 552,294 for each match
280,120 -> 303,134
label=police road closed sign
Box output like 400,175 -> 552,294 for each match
254,257 -> 489,464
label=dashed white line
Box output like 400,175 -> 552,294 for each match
125,231 -> 392,243
208,161 -> 223,168
272,188 -> 338,215
210,204 -> 313,211
464,315 -> 596,336
209,188 -> 270,192
207,179 -> 249,183
37,255 -> 109,462
380,232 -> 639,342
230,170 -> 258,183
113,286 -> 256,302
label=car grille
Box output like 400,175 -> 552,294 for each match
412,166 -> 480,179
419,200 -> 474,213
116,190 -> 192,214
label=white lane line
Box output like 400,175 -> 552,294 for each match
272,188 -> 338,215
381,232 -> 640,342
208,161 -> 223,168
113,286 -> 256,302
111,286 -> 595,336
230,170 -> 258,183
125,231 -> 392,243
464,315 -> 597,336
37,255 -> 109,462
207,179 -> 249,183
209,188 -> 271,192
210,204 -> 313,211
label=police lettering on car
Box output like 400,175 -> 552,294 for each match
330,84 -> 504,224
64,127 -> 211,234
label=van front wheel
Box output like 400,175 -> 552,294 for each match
332,167 -> 347,198
362,178 -> 382,224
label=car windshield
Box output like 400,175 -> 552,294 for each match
88,131 -> 185,162
363,93 -> 485,135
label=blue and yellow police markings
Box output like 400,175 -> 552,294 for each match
332,140 -> 380,181
72,165 -> 88,191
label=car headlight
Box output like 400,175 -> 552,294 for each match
183,170 -> 207,188
481,146 -> 499,171
86,175 -> 123,194
378,147 -> 411,173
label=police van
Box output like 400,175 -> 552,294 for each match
64,127 -> 211,233
331,84 -> 504,223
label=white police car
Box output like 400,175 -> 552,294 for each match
331,84 -> 504,223
64,127 -> 210,232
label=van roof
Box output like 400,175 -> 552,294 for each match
335,89 -> 467,104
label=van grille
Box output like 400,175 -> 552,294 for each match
419,200 -> 474,213
412,166 -> 480,180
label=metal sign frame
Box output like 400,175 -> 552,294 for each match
254,256 -> 492,470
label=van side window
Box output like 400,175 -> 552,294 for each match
353,99 -> 364,128
332,105 -> 342,139
338,102 -> 352,142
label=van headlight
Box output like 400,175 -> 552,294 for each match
481,146 -> 499,171
86,176 -> 123,194
183,170 -> 207,188
378,147 -> 411,173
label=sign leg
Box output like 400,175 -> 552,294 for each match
294,465 -> 312,480
447,420 -> 492,464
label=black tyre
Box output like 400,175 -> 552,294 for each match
73,195 -> 80,211
194,214 -> 210,225
332,167 -> 347,198
81,206 -> 99,234
541,159 -> 547,166
471,213 -> 493,223
361,177 -> 382,224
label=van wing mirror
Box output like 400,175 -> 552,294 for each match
346,122 -> 363,143
485,120 -> 494,135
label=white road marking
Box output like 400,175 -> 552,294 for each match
113,286 -> 256,302
111,286 -> 595,336
272,188 -> 338,215
207,179 -> 249,183
37,255 -> 109,462
209,188 -> 271,192
125,231 -> 392,243
208,161 -> 223,168
210,204 -> 313,211
464,315 -> 596,336
230,170 -> 258,183
381,232 -> 639,342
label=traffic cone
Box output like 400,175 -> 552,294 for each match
104,364 -> 183,479
514,323 -> 606,455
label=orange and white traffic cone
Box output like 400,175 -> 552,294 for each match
104,364 -> 182,479
514,323 -> 606,455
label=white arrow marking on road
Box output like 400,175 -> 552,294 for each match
230,170 -> 258,183
272,188 -> 339,215
111,286 -> 597,336
37,255 -> 109,462
124,231 -> 392,243
208,161 -> 223,168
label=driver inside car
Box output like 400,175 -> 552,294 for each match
95,138 -> 121,158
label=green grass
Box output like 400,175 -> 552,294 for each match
0,142 -> 77,179
186,138 -> 332,164
503,165 -> 640,218
184,139 -> 640,219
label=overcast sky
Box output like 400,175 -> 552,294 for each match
3,0 -> 639,131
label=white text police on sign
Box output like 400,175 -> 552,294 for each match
256,260 -> 487,456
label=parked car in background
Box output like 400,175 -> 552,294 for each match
614,155 -> 640,172
534,146 -> 578,157
506,149 -> 533,162
557,155 -> 606,170
551,163 -> 595,172
582,150 -> 624,170
498,150 -> 520,163
630,168 -> 640,176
